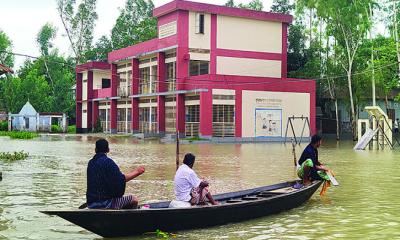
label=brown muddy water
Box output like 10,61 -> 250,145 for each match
0,135 -> 399,239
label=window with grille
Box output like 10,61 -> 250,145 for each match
139,67 -> 150,94
189,60 -> 209,76
212,105 -> 235,137
166,62 -> 176,91
195,13 -> 205,34
186,105 -> 200,122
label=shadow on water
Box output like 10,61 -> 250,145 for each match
1,136 -> 400,239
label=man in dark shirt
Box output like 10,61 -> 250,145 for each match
297,135 -> 329,185
86,138 -> 145,209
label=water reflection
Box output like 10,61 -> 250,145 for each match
1,137 -> 400,239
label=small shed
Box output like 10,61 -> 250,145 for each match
11,101 -> 38,132
9,101 -> 68,132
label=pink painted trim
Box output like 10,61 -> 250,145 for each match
76,103 -> 82,129
108,35 -> 178,62
154,0 -> 293,23
215,48 -> 282,61
176,10 -> 189,91
76,72 -> 82,101
111,64 -> 118,96
235,90 -> 242,137
157,52 -> 166,133
92,101 -> 99,130
93,88 -> 111,99
210,14 -> 217,75
131,59 -> 140,132
158,11 -> 178,26
110,100 -> 117,131
87,71 -> 93,100
281,23 -> 288,78
76,62 -> 110,73
199,90 -> 213,136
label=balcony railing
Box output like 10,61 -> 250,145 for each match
212,122 -> 235,137
185,122 -> 199,137
117,86 -> 131,97
139,121 -> 158,133
100,121 -> 110,132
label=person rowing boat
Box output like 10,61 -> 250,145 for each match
86,139 -> 145,209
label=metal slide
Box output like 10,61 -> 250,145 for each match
353,128 -> 379,150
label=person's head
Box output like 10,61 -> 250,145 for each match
183,153 -> 196,168
397,118 -> 399,121
95,138 -> 109,154
310,134 -> 322,148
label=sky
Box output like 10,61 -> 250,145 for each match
0,0 -> 271,70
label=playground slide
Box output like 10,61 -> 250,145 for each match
354,128 -> 379,150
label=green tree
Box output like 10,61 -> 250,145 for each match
2,68 -> 53,113
37,23 -> 58,94
86,35 -> 113,61
56,0 -> 98,64
0,30 -> 14,68
111,0 -> 157,50
224,0 -> 263,10
298,0 -> 374,140
271,0 -> 294,14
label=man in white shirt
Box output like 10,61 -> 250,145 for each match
173,153 -> 218,206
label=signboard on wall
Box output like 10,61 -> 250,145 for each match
159,21 -> 177,39
255,108 -> 282,137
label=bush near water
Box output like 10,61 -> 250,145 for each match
0,121 -> 8,131
0,131 -> 38,139
0,151 -> 29,162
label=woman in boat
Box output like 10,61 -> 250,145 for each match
86,138 -> 145,209
171,153 -> 218,207
297,135 -> 330,185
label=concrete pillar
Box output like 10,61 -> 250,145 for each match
8,113 -> 11,131
199,90 -> 213,138
92,101 -> 99,131
76,73 -> 83,131
176,94 -> 186,137
110,64 -> 118,133
157,52 -> 166,134
235,90 -> 242,138
131,59 -> 139,133
87,71 -> 93,130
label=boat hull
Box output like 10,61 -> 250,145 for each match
42,181 -> 321,238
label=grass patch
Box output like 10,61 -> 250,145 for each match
0,131 -> 39,139
0,151 -> 29,162
51,125 -> 63,133
184,136 -> 209,142
67,125 -> 76,133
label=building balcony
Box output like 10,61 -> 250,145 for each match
93,88 -> 112,99
117,86 -> 131,97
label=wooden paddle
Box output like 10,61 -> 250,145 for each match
327,172 -> 339,186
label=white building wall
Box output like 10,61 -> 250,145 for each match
217,15 -> 282,53
217,57 -> 281,78
82,102 -> 87,129
93,71 -> 111,90
242,90 -> 310,138
82,72 -> 88,101
189,12 -> 211,50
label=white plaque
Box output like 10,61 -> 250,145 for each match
159,21 -> 177,39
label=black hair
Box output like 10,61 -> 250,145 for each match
95,138 -> 109,153
183,153 -> 196,167
310,134 -> 322,144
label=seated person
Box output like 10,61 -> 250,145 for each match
86,139 -> 145,209
172,153 -> 218,207
297,135 -> 330,185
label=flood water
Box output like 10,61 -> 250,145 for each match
0,135 -> 400,239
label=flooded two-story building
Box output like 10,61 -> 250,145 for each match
75,0 -> 316,140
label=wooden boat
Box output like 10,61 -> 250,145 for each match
41,180 -> 322,238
